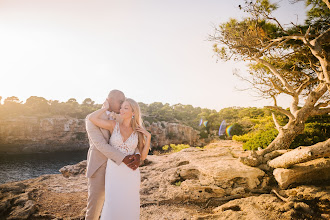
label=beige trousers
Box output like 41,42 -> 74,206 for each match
85,162 -> 107,220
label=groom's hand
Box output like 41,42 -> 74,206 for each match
102,98 -> 110,110
122,154 -> 140,170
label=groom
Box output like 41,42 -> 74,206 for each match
85,89 -> 141,220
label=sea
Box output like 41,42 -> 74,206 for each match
0,150 -> 88,185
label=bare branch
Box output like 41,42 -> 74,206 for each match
304,26 -> 311,41
271,113 -> 282,131
271,95 -> 278,107
266,106 -> 295,120
257,40 -> 279,56
315,101 -> 330,109
253,57 -> 296,94
307,57 -> 322,79
264,13 -> 287,34
276,38 -> 290,49
297,78 -> 318,95
269,79 -> 294,96
271,35 -> 305,43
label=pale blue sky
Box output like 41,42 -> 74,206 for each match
0,0 -> 307,110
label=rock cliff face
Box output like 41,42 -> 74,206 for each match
1,141 -> 329,220
144,121 -> 199,148
0,116 -> 199,154
0,116 -> 87,153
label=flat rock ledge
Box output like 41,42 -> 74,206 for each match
1,140 -> 329,220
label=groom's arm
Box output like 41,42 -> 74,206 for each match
85,114 -> 126,165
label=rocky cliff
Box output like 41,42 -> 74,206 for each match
1,141 -> 329,220
0,116 -> 199,154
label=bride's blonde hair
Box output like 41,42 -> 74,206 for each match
125,98 -> 145,149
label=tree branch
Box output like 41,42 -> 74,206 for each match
305,83 -> 329,108
311,107 -> 330,116
269,79 -> 295,96
265,106 -> 295,120
297,78 -> 318,95
271,35 -> 305,43
323,0 -> 330,10
271,95 -> 278,107
307,57 -> 322,79
310,28 -> 330,50
315,101 -> 330,108
253,57 -> 296,95
271,35 -> 315,49
272,113 -> 282,131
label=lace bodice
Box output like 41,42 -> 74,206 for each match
110,122 -> 138,156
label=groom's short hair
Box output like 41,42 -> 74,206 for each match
108,90 -> 125,99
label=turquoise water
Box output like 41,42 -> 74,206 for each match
0,150 -> 88,185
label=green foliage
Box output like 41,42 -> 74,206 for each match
199,130 -> 209,139
242,129 -> 279,150
306,0 -> 330,31
233,133 -> 254,143
0,96 -> 99,119
291,119 -> 330,148
175,181 -> 182,186
162,144 -> 190,153
170,144 -> 190,152
233,115 -> 279,150
228,123 -> 244,136
234,113 -> 330,150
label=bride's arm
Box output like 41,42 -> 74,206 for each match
136,126 -> 151,160
88,108 -> 116,132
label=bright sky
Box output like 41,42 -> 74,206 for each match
0,0 -> 307,110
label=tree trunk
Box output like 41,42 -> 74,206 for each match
268,138 -> 330,168
239,119 -> 305,167
261,125 -> 304,156
273,158 -> 330,189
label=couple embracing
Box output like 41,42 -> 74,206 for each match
85,89 -> 151,220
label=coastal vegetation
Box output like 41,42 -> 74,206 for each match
1,96 -> 329,152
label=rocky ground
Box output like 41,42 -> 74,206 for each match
1,140 -> 329,220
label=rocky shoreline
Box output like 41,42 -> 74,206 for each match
1,141 -> 329,219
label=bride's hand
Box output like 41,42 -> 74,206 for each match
136,126 -> 151,138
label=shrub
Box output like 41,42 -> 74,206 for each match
290,122 -> 330,148
242,129 -> 279,150
162,145 -> 169,151
169,144 -> 190,152
199,130 -> 208,139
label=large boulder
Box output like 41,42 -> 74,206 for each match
140,144 -> 267,205
59,160 -> 87,178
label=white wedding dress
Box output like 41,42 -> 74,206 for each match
100,122 -> 141,220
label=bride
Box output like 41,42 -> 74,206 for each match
89,98 -> 151,220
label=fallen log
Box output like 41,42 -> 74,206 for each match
273,158 -> 330,189
268,138 -> 330,168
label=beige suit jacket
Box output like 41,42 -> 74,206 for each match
85,110 -> 139,178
